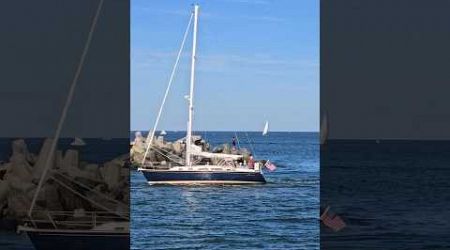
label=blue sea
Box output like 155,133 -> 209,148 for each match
0,133 -> 319,249
321,140 -> 450,249
131,131 -> 319,250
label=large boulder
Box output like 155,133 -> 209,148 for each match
42,181 -> 63,211
11,139 -> 33,163
6,189 -> 32,218
61,149 -> 79,173
100,160 -> 122,191
132,131 -> 146,154
172,141 -> 184,155
0,179 -> 9,205
222,144 -> 231,154
80,163 -> 101,181
32,138 -> 55,180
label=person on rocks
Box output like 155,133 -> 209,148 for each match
232,136 -> 237,150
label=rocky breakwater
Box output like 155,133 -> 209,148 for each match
0,138 -> 129,230
130,131 -> 254,168
130,132 -> 188,168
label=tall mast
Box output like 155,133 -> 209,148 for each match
28,0 -> 104,217
186,4 -> 199,166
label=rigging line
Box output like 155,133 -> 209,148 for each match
234,131 -> 241,149
245,132 -> 257,159
153,147 -> 183,161
28,0 -> 105,218
52,170 -> 127,208
50,176 -> 129,220
152,147 -> 184,165
142,11 -> 194,165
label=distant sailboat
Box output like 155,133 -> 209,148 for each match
160,130 -> 167,136
262,121 -> 269,136
70,137 -> 86,146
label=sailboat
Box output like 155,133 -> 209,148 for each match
17,0 -> 129,248
70,137 -> 86,146
262,121 -> 269,136
138,5 -> 267,185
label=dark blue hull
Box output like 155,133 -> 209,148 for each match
26,231 -> 129,250
142,170 -> 266,184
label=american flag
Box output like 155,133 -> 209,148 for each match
264,160 -> 276,171
320,206 -> 346,232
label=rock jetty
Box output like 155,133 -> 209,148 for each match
0,138 -> 129,229
130,131 -> 254,168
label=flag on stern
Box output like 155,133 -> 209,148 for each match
264,160 -> 276,171
320,206 -> 346,232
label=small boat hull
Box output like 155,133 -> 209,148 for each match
24,230 -> 129,250
141,170 -> 266,185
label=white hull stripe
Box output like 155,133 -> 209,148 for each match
33,233 -> 128,237
18,226 -> 128,234
148,180 -> 264,185
140,170 -> 261,174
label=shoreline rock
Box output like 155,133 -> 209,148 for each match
0,138 -> 129,230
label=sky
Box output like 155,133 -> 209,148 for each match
131,0 -> 319,132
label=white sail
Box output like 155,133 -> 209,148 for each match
262,121 -> 269,136
71,137 -> 86,146
160,130 -> 167,135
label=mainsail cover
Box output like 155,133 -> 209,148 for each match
191,151 -> 243,160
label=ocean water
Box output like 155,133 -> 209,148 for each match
0,138 -> 129,164
321,141 -> 450,249
131,131 -> 319,250
0,232 -> 34,250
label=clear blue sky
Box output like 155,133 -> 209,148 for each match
131,0 -> 319,132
